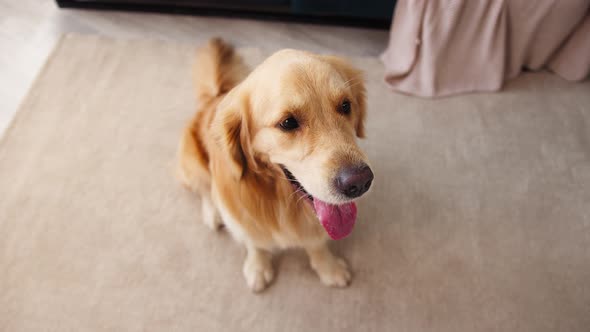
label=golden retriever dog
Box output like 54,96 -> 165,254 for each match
177,38 -> 373,292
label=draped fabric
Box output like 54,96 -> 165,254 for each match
381,0 -> 590,97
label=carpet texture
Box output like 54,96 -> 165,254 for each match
1,34 -> 589,332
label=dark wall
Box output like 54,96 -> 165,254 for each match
56,0 -> 396,29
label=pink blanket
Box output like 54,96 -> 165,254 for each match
381,0 -> 590,97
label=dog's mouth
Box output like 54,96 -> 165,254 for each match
281,166 -> 357,240
282,167 -> 314,202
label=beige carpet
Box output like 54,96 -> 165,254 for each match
1,34 -> 589,332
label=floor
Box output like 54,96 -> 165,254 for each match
0,0 -> 389,136
3,32 -> 590,332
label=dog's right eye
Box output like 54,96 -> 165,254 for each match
279,117 -> 299,131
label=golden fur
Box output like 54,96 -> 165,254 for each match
177,38 -> 370,292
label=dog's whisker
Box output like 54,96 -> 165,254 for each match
342,77 -> 360,85
273,171 -> 300,183
296,193 -> 308,205
342,77 -> 362,89
288,188 -> 300,199
344,81 -> 363,90
289,187 -> 306,201
275,175 -> 293,181
341,78 -> 355,88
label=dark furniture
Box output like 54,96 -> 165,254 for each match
56,0 -> 396,29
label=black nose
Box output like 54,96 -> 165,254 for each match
335,164 -> 374,198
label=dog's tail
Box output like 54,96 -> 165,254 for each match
193,38 -> 248,105
177,39 -> 246,191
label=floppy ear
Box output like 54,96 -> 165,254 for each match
322,55 -> 367,138
213,92 -> 258,179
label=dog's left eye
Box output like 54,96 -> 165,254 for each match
338,99 -> 351,115
279,117 -> 299,131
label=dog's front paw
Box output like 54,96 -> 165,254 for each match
201,198 -> 223,230
243,250 -> 274,293
202,212 -> 223,231
314,257 -> 352,288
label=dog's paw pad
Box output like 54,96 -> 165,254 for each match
316,257 -> 352,288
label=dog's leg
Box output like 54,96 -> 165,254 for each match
243,245 -> 274,293
201,195 -> 222,230
306,243 -> 351,287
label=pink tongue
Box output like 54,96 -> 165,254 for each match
313,199 -> 357,240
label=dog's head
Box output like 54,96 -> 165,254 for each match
213,49 -> 373,239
